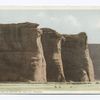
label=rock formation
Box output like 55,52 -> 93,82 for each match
0,22 -> 46,82
61,32 -> 95,82
0,22 -> 95,82
89,44 -> 100,80
41,28 -> 65,82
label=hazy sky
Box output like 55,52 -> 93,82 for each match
0,9 -> 100,43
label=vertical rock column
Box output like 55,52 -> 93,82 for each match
0,22 -> 47,82
41,28 -> 65,82
20,26 -> 47,82
61,32 -> 95,82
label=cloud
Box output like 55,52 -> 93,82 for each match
95,20 -> 100,29
49,17 -> 58,21
66,15 -> 81,28
36,12 -> 46,18
59,15 -> 82,34
37,14 -> 82,34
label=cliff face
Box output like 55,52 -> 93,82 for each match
0,22 -> 46,82
41,28 -> 65,82
61,32 -> 94,82
89,44 -> 100,80
0,22 -> 95,82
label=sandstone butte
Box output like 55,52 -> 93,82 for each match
0,22 -> 95,82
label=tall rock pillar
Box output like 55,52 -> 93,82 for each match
41,28 -> 65,82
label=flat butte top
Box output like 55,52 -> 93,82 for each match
0,22 -> 39,28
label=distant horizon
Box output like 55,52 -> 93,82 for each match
0,9 -> 100,43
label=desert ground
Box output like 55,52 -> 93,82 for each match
0,82 -> 100,94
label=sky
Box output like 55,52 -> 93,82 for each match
0,9 -> 100,43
